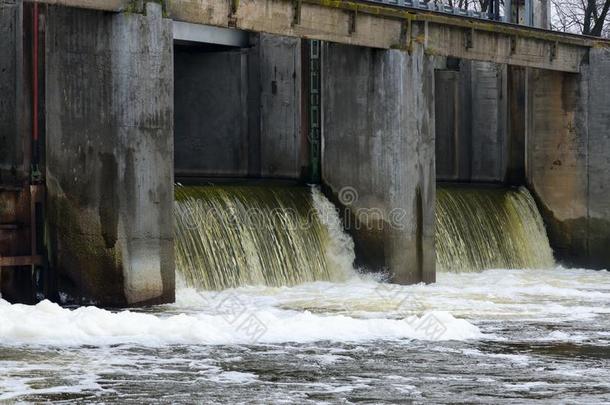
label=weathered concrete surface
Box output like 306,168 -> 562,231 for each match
527,69 -> 588,266
0,1 -> 38,303
24,0 -> 604,72
322,42 -> 435,284
173,21 -> 250,47
533,0 -> 551,29
45,4 -> 174,305
584,48 -> 610,269
258,34 -> 302,178
435,60 -> 508,183
166,0 -> 595,72
528,49 -> 610,270
174,34 -> 305,179
25,0 -> 128,11
0,1 -> 28,186
174,46 -> 249,177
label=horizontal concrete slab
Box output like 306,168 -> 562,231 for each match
27,0 -> 610,72
173,21 -> 250,47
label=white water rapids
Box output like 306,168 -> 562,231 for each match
1,186 -> 609,402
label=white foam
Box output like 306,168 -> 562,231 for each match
310,186 -> 356,278
0,297 -> 481,346
2,267 -> 609,347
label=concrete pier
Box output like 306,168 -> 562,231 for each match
528,48 -> 610,269
45,3 -> 174,305
322,42 -> 436,284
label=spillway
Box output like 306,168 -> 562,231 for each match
174,185 -> 354,290
435,185 -> 555,273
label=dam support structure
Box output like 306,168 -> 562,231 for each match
321,42 -> 436,284
2,0 -> 610,305
435,47 -> 610,271
44,3 -> 175,306
527,48 -> 610,269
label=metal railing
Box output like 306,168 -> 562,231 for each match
361,0 -> 535,26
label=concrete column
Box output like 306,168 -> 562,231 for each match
0,0 -> 27,186
515,0 -> 550,28
584,48 -> 610,269
527,49 -> 610,270
527,69 -> 588,266
0,0 -> 35,303
532,0 -> 551,29
45,3 -> 174,306
322,43 -> 435,284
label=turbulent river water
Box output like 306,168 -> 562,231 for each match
1,186 -> 609,403
2,269 -> 610,403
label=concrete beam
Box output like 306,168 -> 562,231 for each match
26,0 -> 605,71
166,0 -> 602,72
173,21 -> 250,47
24,0 -> 128,11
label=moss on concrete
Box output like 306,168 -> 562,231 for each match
46,192 -> 126,306
534,196 -> 610,270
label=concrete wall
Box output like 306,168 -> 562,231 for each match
174,34 -> 305,180
527,48 -> 610,270
258,34 -> 303,178
527,69 -> 588,266
435,60 -> 508,183
586,48 -> 610,269
45,4 -> 174,306
322,42 -> 435,284
0,1 -> 27,186
0,1 -> 38,303
167,0 -> 590,73
174,47 -> 249,176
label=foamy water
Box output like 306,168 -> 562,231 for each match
1,268 -> 609,347
2,268 -> 610,402
2,186 -> 610,402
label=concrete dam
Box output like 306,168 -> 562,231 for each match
1,0 -> 610,307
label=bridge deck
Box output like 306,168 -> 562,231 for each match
26,0 -> 610,72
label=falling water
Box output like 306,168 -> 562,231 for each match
435,185 -> 554,273
174,185 -> 353,290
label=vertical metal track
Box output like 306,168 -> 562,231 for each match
308,39 -> 321,183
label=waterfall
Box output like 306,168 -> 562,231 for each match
435,185 -> 554,273
174,185 -> 354,290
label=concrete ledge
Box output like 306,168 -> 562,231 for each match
173,21 -> 250,47
166,0 -> 598,72
25,0 -> 605,72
